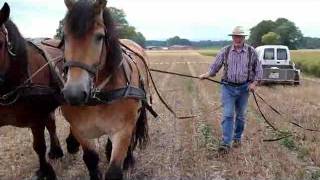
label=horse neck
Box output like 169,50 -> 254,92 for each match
3,22 -> 29,87
7,50 -> 28,84
0,55 -> 28,94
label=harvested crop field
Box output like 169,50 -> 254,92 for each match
1,50 -> 320,180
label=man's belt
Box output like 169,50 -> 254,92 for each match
222,80 -> 249,86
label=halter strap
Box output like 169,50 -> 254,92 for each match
63,60 -> 98,75
62,28 -> 108,76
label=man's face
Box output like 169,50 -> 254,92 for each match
232,35 -> 245,47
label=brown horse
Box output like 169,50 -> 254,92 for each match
61,0 -> 152,179
0,3 -> 64,179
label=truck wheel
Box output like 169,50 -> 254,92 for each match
294,73 -> 300,85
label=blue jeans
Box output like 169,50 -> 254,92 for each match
220,83 -> 250,145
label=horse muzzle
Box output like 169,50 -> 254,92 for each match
62,79 -> 91,105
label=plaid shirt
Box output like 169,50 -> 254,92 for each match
208,44 -> 262,83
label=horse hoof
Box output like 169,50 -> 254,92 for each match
35,166 -> 57,180
48,146 -> 64,159
67,144 -> 79,154
123,154 -> 135,170
89,169 -> 103,180
66,136 -> 80,154
105,165 -> 123,180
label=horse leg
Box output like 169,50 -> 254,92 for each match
72,128 -> 102,180
123,145 -> 135,170
106,129 -> 134,180
31,125 -> 56,180
106,138 -> 134,170
66,127 -> 80,154
46,113 -> 64,159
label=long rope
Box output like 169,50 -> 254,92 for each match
252,92 -> 278,131
119,44 -> 320,135
150,68 -> 227,86
149,68 -> 320,135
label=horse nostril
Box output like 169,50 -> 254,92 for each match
82,91 -> 89,102
62,85 -> 89,105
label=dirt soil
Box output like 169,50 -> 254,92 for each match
1,50 -> 320,180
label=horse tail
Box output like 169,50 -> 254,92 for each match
132,101 -> 149,150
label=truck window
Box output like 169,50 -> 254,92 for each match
264,48 -> 274,60
277,48 -> 287,60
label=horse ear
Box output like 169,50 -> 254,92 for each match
0,2 -> 10,25
64,0 -> 76,10
94,0 -> 107,14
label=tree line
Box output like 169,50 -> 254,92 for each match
55,8 -> 320,49
146,38 -> 231,48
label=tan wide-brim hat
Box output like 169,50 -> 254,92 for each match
228,26 -> 248,36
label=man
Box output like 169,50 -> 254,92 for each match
199,26 -> 262,153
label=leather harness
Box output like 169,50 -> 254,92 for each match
0,24 -> 158,117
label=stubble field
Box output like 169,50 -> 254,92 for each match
1,50 -> 320,180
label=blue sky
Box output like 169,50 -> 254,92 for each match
3,0 -> 320,40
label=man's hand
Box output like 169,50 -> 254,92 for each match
249,81 -> 258,92
199,72 -> 210,80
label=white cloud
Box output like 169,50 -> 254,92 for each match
3,0 -> 320,40
109,0 -> 320,40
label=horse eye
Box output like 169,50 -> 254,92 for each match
95,34 -> 105,42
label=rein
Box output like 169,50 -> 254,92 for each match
148,68 -> 320,141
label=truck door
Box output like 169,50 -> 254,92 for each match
276,48 -> 289,66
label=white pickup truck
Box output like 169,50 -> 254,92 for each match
255,45 -> 300,85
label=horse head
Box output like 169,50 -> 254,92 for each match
62,0 -> 113,105
0,2 -> 11,86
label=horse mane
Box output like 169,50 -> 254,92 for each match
65,0 -> 122,74
3,19 -> 28,86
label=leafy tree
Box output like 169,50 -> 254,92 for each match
248,20 -> 276,47
299,37 -> 320,49
109,7 -> 128,26
54,19 -> 64,39
131,32 -> 146,48
261,32 -> 280,45
273,19 -> 303,49
249,18 -> 303,49
166,36 -> 191,46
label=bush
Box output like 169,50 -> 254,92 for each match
280,136 -> 296,150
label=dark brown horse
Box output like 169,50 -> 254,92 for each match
61,0 -> 152,179
0,3 -> 64,179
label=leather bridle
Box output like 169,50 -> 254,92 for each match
0,24 -> 16,85
62,28 -> 109,77
0,24 -> 16,57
